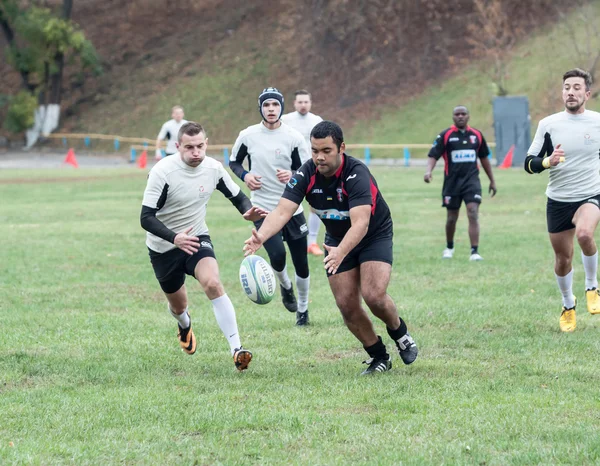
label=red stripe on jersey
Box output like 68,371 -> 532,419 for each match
334,154 -> 346,179
442,128 -> 454,176
470,127 -> 483,171
341,184 -> 348,196
306,174 -> 316,194
370,180 -> 378,215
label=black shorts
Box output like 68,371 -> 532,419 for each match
546,195 -> 600,233
148,235 -> 216,294
442,177 -> 482,209
254,212 -> 308,242
324,232 -> 393,277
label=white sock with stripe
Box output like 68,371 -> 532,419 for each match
211,294 -> 241,354
169,305 -> 190,329
555,269 -> 576,309
308,212 -> 321,245
296,274 -> 310,313
581,251 -> 598,290
274,265 -> 292,290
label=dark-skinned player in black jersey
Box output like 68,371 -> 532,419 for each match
424,106 -> 497,261
243,121 -> 418,375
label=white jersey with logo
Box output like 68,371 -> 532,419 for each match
142,154 -> 240,253
230,122 -> 310,212
281,111 -> 323,147
528,110 -> 600,202
157,119 -> 188,154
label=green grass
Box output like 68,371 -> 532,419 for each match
2,166 -> 600,464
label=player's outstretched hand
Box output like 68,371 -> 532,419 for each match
489,181 -> 497,198
155,149 -> 163,161
549,144 -> 566,167
323,244 -> 346,275
174,226 -> 200,255
276,169 -> 292,184
245,174 -> 262,191
243,228 -> 264,256
424,172 -> 432,183
243,206 -> 269,222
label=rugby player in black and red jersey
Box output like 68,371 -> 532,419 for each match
424,106 -> 497,261
243,121 -> 418,375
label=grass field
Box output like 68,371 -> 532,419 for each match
2,165 -> 600,465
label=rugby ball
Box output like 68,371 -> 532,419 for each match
239,255 -> 276,304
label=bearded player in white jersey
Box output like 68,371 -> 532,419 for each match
230,87 -> 312,326
282,90 -> 324,256
141,122 -> 266,370
525,68 -> 600,332
155,106 -> 188,160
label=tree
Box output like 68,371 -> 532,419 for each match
466,0 -> 521,96
554,0 -> 600,95
0,0 -> 101,133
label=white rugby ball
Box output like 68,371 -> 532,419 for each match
239,255 -> 276,304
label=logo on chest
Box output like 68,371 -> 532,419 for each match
470,135 -> 477,144
584,133 -> 594,145
275,148 -> 283,159
336,187 -> 343,202
311,188 -> 323,194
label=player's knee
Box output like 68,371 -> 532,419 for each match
202,277 -> 224,297
362,289 -> 387,310
467,206 -> 479,222
555,253 -> 572,269
268,252 -> 287,272
576,227 -> 595,246
334,295 -> 358,314
446,215 -> 458,226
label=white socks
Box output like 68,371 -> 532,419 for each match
581,251 -> 599,290
555,269 -> 576,309
296,274 -> 310,313
308,212 -> 321,245
170,306 -> 191,329
274,265 -> 292,290
211,294 -> 242,354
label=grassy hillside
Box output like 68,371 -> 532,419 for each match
64,1 -> 600,153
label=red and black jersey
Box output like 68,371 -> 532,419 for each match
282,154 -> 392,243
428,125 -> 490,193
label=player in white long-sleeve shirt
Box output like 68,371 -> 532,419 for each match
141,121 -> 266,370
524,68 -> 600,332
230,87 -> 312,326
155,106 -> 188,160
282,90 -> 324,256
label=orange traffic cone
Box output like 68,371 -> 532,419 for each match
137,150 -> 147,169
499,145 -> 514,169
64,148 -> 79,168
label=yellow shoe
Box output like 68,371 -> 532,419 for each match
559,299 -> 577,333
307,242 -> 324,256
586,288 -> 600,314
177,323 -> 196,355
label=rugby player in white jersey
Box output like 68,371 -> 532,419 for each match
524,68 -> 600,332
155,106 -> 188,160
230,87 -> 312,326
141,122 -> 266,370
282,90 -> 324,256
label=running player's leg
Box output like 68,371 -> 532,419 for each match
573,201 -> 600,313
466,201 -> 482,260
287,234 -> 310,325
550,230 -> 577,331
359,259 -> 417,365
262,231 -> 297,312
307,208 -> 324,255
150,248 -> 195,354
444,208 -> 459,258
192,256 -> 252,370
328,267 -> 391,374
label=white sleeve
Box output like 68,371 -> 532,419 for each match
142,167 -> 167,208
157,122 -> 168,141
216,163 -> 241,197
298,136 -> 311,164
527,119 -> 546,156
